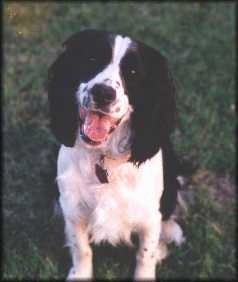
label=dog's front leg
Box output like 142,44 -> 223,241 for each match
65,219 -> 93,280
134,215 -> 161,280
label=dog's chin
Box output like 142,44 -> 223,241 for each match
79,106 -> 122,147
80,131 -> 104,147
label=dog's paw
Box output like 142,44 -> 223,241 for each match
161,219 -> 185,246
66,267 -> 77,280
67,267 -> 93,281
156,241 -> 168,262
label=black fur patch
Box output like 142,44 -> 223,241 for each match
95,163 -> 109,184
160,140 -> 181,220
120,41 -> 176,165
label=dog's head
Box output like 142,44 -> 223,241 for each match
47,29 -> 176,164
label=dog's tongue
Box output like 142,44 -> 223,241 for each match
83,111 -> 113,142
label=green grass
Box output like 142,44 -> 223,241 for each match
3,2 -> 236,280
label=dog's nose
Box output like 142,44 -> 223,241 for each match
91,84 -> 116,106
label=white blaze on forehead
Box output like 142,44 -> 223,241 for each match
78,35 -> 132,93
77,34 -> 132,119
112,35 -> 132,64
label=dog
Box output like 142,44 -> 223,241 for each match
47,29 -> 185,280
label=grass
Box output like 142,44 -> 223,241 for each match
3,2 -> 236,280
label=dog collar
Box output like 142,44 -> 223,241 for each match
95,155 -> 109,183
94,152 -> 130,184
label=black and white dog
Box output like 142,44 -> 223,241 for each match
47,29 -> 185,280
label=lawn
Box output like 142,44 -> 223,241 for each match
3,2 -> 236,280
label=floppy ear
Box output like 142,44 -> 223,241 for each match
47,30 -> 112,146
47,43 -> 80,146
130,43 -> 177,164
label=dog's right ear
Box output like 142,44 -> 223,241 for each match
47,40 -> 81,147
47,29 -> 113,146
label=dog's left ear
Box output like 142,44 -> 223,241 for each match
130,43 -> 177,165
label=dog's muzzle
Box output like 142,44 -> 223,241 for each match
79,107 -> 122,146
79,82 -> 127,146
91,83 -> 116,108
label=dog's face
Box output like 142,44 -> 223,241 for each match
76,34 -> 134,146
47,30 -> 176,163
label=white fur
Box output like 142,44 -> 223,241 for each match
58,145 -> 164,244
161,219 -> 185,246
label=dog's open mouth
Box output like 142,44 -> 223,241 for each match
79,107 -> 121,145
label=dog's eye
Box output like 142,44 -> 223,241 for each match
127,68 -> 138,79
120,52 -> 140,83
89,57 -> 97,62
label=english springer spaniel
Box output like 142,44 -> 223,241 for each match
47,29 -> 185,280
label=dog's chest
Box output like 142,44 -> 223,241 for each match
82,153 -> 163,244
58,147 -> 164,245
83,163 -> 156,244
